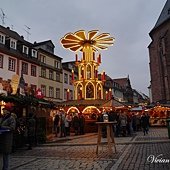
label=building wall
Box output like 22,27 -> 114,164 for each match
38,52 -> 63,103
0,52 -> 17,80
63,69 -> 74,101
149,20 -> 170,103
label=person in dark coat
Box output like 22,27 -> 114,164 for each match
72,115 -> 80,135
0,106 -> 16,170
54,114 -> 60,137
79,114 -> 85,135
141,113 -> 149,136
26,112 -> 36,150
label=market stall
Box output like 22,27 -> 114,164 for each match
148,105 -> 170,126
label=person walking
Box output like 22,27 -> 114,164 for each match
141,113 -> 149,136
0,106 -> 16,170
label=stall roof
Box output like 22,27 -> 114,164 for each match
100,97 -> 127,108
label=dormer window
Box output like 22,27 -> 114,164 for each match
0,33 -> 5,44
40,54 -> 46,63
10,38 -> 17,49
32,49 -> 37,58
23,45 -> 29,55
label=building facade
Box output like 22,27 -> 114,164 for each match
149,0 -> 170,103
62,61 -> 78,101
0,25 -> 63,104
34,41 -> 63,103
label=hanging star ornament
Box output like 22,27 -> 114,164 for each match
60,30 -> 115,52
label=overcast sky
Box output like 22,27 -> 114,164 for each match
1,0 -> 167,95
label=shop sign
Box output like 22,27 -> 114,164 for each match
35,88 -> 44,99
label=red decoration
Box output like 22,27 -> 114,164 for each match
103,71 -> 105,81
75,54 -> 78,62
109,89 -> 112,99
67,89 -> 70,101
106,91 -> 109,100
98,54 -> 101,63
72,70 -> 74,81
93,52 -> 95,60
35,88 -> 44,99
83,52 -> 85,60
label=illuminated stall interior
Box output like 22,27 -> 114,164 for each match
148,105 -> 170,126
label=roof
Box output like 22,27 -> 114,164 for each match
100,97 -> 128,108
0,25 -> 33,46
56,99 -> 106,107
113,78 -> 128,88
152,0 -> 170,31
34,40 -> 55,47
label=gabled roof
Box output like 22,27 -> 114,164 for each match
152,0 -> 170,31
0,25 -> 21,40
56,99 -> 105,107
34,40 -> 55,47
100,97 -> 127,108
0,25 -> 32,46
113,78 -> 128,88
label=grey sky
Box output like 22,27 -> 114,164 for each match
1,0 -> 167,95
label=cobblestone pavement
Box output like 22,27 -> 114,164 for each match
10,128 -> 170,170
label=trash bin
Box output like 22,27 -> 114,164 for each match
166,118 -> 170,139
0,129 -> 13,154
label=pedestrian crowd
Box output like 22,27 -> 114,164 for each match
53,111 -> 85,137
97,110 -> 150,137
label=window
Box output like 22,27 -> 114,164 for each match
40,54 -> 46,63
10,38 -> 17,49
49,70 -> 54,80
41,68 -> 46,78
0,34 -> 5,44
64,73 -> 68,84
22,45 -> 28,54
69,75 -> 72,85
56,88 -> 60,99
22,62 -> 28,75
49,86 -> 54,98
54,60 -> 60,69
32,49 -> 37,58
0,54 -> 3,68
31,65 -> 36,77
8,58 -> 16,71
41,85 -> 46,96
56,72 -> 60,82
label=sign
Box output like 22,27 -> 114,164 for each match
35,88 -> 44,99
